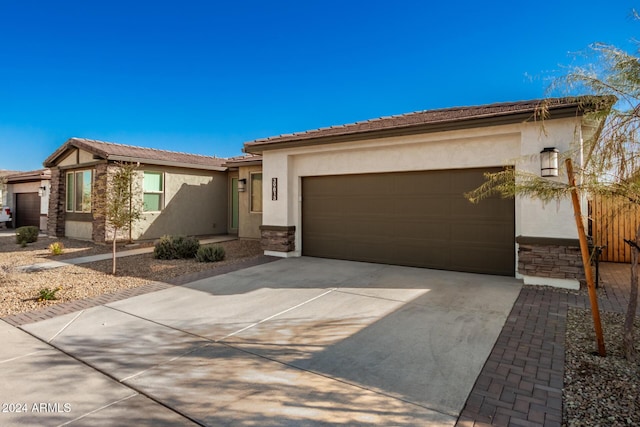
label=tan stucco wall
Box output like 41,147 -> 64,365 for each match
238,165 -> 262,239
65,220 -> 92,240
131,166 -> 228,240
58,150 -> 78,167
260,117 -> 588,286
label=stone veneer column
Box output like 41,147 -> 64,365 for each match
47,167 -> 66,237
260,225 -> 296,252
517,236 -> 587,283
91,163 -> 109,243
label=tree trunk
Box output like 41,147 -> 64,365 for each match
112,228 -> 118,276
624,226 -> 640,361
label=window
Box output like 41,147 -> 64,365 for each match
250,173 -> 262,213
143,171 -> 164,211
65,170 -> 92,213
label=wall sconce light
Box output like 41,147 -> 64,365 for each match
38,186 -> 47,197
540,147 -> 559,177
238,178 -> 247,192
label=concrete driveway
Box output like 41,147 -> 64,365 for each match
3,257 -> 522,426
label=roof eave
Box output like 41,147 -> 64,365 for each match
106,155 -> 227,171
244,106 -> 584,154
223,159 -> 263,167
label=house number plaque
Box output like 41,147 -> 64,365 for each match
272,178 -> 278,201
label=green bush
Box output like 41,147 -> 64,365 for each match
16,226 -> 39,245
153,235 -> 200,260
38,287 -> 61,301
49,242 -> 65,255
196,245 -> 226,263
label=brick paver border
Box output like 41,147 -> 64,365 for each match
2,255 -> 277,327
456,262 -> 633,427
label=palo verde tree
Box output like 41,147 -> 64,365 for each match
105,162 -> 142,275
467,39 -> 640,361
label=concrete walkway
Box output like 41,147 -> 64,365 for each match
1,258 -> 522,426
15,235 -> 237,272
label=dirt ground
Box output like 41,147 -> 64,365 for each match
0,234 -> 263,317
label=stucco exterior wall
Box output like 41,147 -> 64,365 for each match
131,166 -> 228,240
260,117 -> 588,287
65,220 -> 92,240
238,165 -> 263,239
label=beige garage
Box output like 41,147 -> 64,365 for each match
301,167 -> 515,276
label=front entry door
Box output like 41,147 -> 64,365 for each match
230,177 -> 239,234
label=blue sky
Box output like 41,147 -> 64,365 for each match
1,1 -> 638,171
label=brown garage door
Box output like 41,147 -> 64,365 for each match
302,168 -> 515,276
15,193 -> 40,228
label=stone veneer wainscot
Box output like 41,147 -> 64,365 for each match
517,236 -> 586,283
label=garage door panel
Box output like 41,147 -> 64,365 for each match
450,246 -> 514,276
304,197 -> 345,215
15,193 -> 41,228
350,220 -> 397,239
302,168 -> 515,276
393,173 -> 451,195
303,218 -> 347,235
394,220 -> 451,240
342,197 -> 394,216
395,197 -> 454,218
451,222 -> 512,243
451,199 -> 511,218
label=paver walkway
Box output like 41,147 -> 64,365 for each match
456,262 -> 634,427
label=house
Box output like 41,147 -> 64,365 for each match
3,169 -> 51,230
43,138 -> 229,242
243,96 -> 610,290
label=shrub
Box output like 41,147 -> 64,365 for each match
0,264 -> 13,284
49,242 -> 65,255
16,226 -> 39,245
38,287 -> 61,301
196,245 -> 226,263
153,235 -> 200,260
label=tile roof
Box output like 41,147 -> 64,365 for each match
223,153 -> 263,167
44,138 -> 226,170
5,169 -> 51,182
244,95 -> 615,152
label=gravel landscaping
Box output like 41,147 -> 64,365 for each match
0,234 -> 262,317
564,308 -> 640,426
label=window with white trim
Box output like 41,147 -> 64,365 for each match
250,173 -> 262,213
143,171 -> 164,212
66,170 -> 92,213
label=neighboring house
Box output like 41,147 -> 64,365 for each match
4,169 -> 51,230
243,96 -> 609,290
43,138 -> 228,242
224,154 -> 263,239
0,170 -> 19,207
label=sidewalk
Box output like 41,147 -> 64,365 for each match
456,262 -> 633,427
15,235 -> 237,273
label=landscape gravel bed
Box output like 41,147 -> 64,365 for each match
0,234 -> 116,266
0,237 -> 262,317
564,308 -> 640,426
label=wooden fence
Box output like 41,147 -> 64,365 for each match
590,195 -> 640,263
